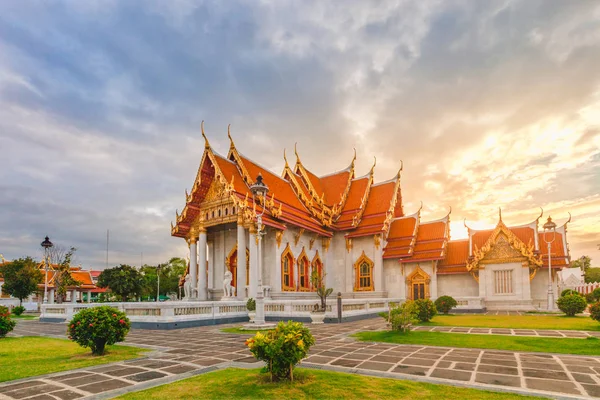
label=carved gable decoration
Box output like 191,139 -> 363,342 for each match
467,222 -> 542,272
480,233 -> 525,264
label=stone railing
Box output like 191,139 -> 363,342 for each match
40,297 -> 405,325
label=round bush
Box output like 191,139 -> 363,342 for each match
592,288 -> 600,302
67,306 -> 130,355
434,296 -> 457,315
590,302 -> 600,323
246,298 -> 256,312
557,293 -> 587,317
12,306 -> 25,316
560,289 -> 578,297
585,293 -> 596,304
246,321 -> 315,381
414,299 -> 437,322
0,306 -> 16,338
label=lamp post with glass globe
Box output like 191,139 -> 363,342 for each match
249,173 -> 270,326
543,217 -> 557,311
40,236 -> 54,304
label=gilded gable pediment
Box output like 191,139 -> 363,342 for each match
480,233 -> 526,264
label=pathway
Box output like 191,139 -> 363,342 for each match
1,319 -> 599,399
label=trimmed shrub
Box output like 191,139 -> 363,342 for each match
414,299 -> 437,322
585,293 -> 596,304
246,298 -> 256,312
434,296 -> 457,315
590,302 -> 600,323
245,321 -> 315,381
560,289 -> 578,297
557,293 -> 587,317
0,306 -> 16,337
67,306 -> 131,355
592,288 -> 600,302
12,306 -> 25,316
388,301 -> 419,333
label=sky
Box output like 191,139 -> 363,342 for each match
0,0 -> 599,269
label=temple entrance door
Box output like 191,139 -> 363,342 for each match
406,266 -> 430,300
227,249 -> 238,289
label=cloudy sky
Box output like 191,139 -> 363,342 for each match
1,0 -> 599,268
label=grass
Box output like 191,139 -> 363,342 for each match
116,368 -> 536,400
0,337 -> 147,382
12,314 -> 38,320
221,327 -> 274,334
354,331 -> 600,355
421,314 -> 600,331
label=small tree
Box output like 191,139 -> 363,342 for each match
414,299 -> 437,322
310,269 -> 333,312
246,298 -> 256,311
385,301 -> 419,333
2,257 -> 43,305
246,321 -> 315,382
557,293 -> 587,317
67,306 -> 131,355
52,247 -> 81,303
585,268 -> 600,284
97,265 -> 143,301
434,296 -> 458,315
0,306 -> 16,337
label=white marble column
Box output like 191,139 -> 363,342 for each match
49,289 -> 55,304
189,237 -> 198,299
237,219 -> 247,299
0,282 -> 3,297
248,226 -> 258,298
374,234 -> 384,292
87,290 -> 92,303
198,228 -> 208,300
71,290 -> 77,303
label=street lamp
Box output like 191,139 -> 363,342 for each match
40,236 -> 54,304
543,217 -> 557,311
156,264 -> 163,302
249,173 -> 269,326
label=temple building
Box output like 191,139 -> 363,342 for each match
172,127 -> 570,311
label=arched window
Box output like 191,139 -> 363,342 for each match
354,251 -> 374,291
311,251 -> 323,291
281,244 -> 295,291
297,247 -> 310,291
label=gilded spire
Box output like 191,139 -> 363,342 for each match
498,207 -> 502,222
370,156 -> 377,175
283,148 -> 289,169
294,142 -> 301,167
536,207 -> 543,222
227,124 -> 234,149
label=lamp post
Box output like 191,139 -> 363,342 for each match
156,264 -> 163,302
543,217 -> 557,311
249,173 -> 269,326
40,236 -> 54,304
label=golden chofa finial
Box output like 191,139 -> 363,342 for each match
352,148 -> 357,162
566,212 -> 572,224
498,207 -> 502,222
294,142 -> 301,166
399,160 -> 403,172
283,148 -> 289,168
537,207 -> 543,222
201,120 -> 210,149
369,156 -> 377,174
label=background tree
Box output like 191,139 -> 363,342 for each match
571,256 -> 591,272
140,257 -> 187,300
97,264 -> 143,301
2,257 -> 43,305
52,247 -> 81,303
586,268 -> 600,283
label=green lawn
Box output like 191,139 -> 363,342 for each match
0,337 -> 147,382
12,314 -> 38,320
421,314 -> 599,331
354,331 -> 600,355
117,368 -> 535,400
221,327 -> 274,334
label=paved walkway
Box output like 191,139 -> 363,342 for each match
1,320 -> 600,399
412,325 -> 600,338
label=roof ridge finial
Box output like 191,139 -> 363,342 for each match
418,200 -> 423,212
370,156 -> 376,175
399,160 -> 403,172
565,212 -> 572,225
201,120 -> 210,149
537,207 -> 543,222
294,142 -> 301,166
227,123 -> 233,143
283,148 -> 289,168
498,207 -> 502,222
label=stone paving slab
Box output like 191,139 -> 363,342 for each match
5,319 -> 600,399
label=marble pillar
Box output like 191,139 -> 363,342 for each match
189,237 -> 198,299
198,228 -> 208,300
49,289 -> 55,304
236,220 -> 247,299
248,226 -> 258,298
87,290 -> 92,303
71,290 -> 77,303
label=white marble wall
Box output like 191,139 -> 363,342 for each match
383,259 -> 404,298
437,274 -> 479,298
479,262 -> 531,301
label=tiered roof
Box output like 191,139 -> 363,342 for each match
172,125 -> 404,239
383,207 -> 450,262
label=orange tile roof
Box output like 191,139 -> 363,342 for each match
398,218 -> 449,263
439,240 -> 469,268
320,170 -> 351,206
539,232 -> 569,268
383,214 -> 418,259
